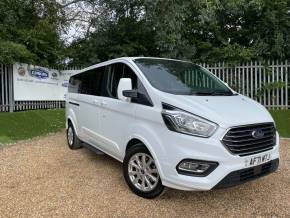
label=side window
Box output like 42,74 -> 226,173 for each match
123,65 -> 137,88
131,80 -> 153,106
106,63 -> 137,98
78,72 -> 90,94
68,74 -> 82,93
68,67 -> 105,96
103,62 -> 153,106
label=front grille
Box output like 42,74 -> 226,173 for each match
214,159 -> 279,189
222,123 -> 276,156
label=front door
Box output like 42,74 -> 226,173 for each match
98,63 -> 138,159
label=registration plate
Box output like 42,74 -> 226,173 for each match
245,153 -> 271,167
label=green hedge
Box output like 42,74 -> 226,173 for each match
270,110 -> 290,138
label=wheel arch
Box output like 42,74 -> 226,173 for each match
66,115 -> 79,137
126,138 -> 147,152
124,134 -> 166,180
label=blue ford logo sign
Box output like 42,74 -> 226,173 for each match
252,129 -> 264,139
30,68 -> 49,79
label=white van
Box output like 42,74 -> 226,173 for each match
66,57 -> 279,198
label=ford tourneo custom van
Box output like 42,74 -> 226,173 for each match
66,57 -> 279,198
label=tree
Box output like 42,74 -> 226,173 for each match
0,0 -> 65,65
3,0 -> 287,66
196,0 -> 290,62
145,0 -> 290,63
65,0 -> 159,66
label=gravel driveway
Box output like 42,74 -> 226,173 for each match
0,132 -> 289,218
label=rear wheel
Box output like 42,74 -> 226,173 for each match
67,122 -> 82,150
123,144 -> 165,198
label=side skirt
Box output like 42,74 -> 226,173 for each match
79,138 -> 124,163
82,142 -> 104,155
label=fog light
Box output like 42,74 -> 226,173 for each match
177,159 -> 218,176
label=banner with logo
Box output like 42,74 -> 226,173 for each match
13,63 -> 79,101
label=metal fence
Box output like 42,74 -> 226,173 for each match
0,61 -> 290,112
0,64 -> 13,112
200,60 -> 289,109
12,101 -> 65,112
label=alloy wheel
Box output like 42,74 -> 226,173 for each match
67,127 -> 74,146
128,153 -> 160,192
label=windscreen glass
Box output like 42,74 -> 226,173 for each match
134,59 -> 234,96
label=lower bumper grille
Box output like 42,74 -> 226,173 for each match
214,159 -> 279,189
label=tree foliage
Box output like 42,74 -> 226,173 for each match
66,0 -> 290,66
0,0 -> 290,66
0,0 -> 65,65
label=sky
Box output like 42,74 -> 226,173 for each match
59,0 -> 97,44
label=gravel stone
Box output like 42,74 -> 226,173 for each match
0,132 -> 289,217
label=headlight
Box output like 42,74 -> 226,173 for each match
162,104 -> 218,137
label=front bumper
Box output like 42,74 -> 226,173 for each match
155,127 -> 280,191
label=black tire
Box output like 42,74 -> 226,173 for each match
67,121 -> 82,150
123,143 -> 165,199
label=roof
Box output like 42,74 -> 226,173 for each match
74,57 -> 191,75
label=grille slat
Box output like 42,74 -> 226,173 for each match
228,142 -> 274,152
228,140 -> 274,149
222,123 -> 276,156
226,126 -> 274,134
224,130 -> 274,139
223,135 -> 274,144
225,137 -> 274,147
234,148 -> 273,156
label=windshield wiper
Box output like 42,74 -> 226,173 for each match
210,91 -> 234,96
191,90 -> 236,96
191,91 -> 214,96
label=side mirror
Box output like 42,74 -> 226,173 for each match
117,78 -> 137,101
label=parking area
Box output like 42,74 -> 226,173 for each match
0,132 -> 289,217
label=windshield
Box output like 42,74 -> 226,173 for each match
134,58 -> 234,96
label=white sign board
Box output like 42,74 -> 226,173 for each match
13,63 -> 79,101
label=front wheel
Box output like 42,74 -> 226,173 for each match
123,144 -> 165,198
